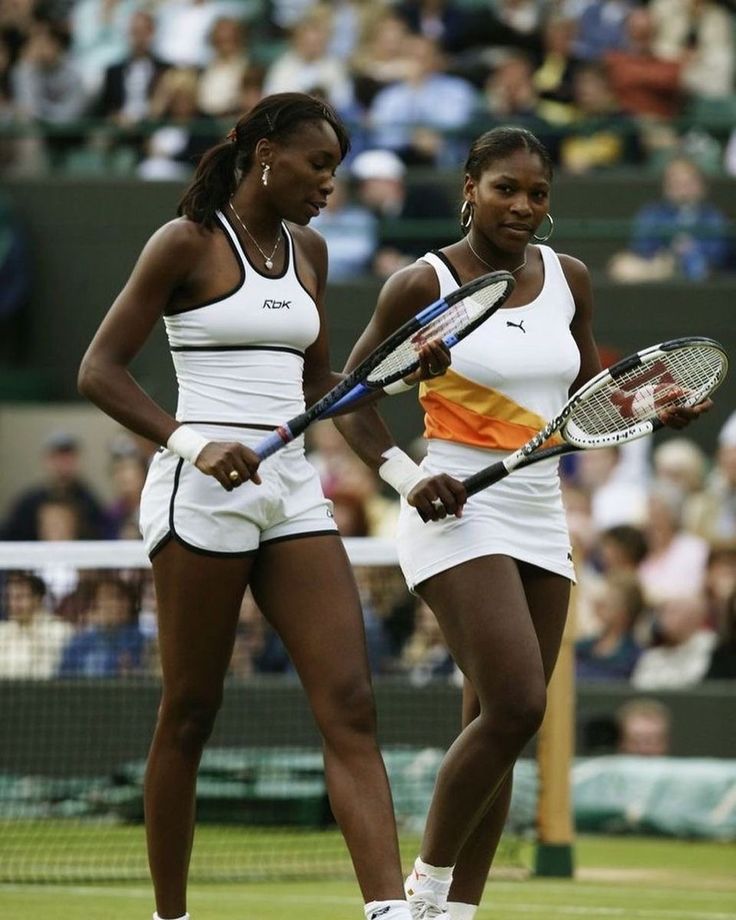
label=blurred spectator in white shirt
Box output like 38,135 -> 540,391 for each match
574,445 -> 649,532
70,0 -> 137,97
0,572 -> 72,679
687,411 -> 736,545
197,15 -> 250,119
263,9 -> 355,117
155,0 -> 249,69
638,479 -> 710,606
631,593 -> 716,688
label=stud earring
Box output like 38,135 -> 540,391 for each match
261,163 -> 271,187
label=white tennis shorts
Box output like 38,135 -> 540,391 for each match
396,439 -> 575,591
139,423 -> 337,558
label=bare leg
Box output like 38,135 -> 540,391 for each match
251,534 -> 405,901
416,556 -> 569,868
146,541 -> 253,918
446,561 -> 571,906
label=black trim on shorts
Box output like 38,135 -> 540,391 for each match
149,532 -> 173,560
430,249 -> 463,286
165,213 -> 246,316
260,529 -> 339,547
180,420 -> 276,431
170,344 -> 304,356
172,532 -> 259,559
168,457 -> 261,558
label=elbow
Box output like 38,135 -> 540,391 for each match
77,354 -> 103,402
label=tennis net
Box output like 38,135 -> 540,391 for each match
0,539 -> 530,882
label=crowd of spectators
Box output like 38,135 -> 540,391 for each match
0,0 -> 734,179
1,405 -> 735,691
1,1 -> 734,286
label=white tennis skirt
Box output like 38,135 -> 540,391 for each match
396,439 -> 575,591
139,423 -> 337,558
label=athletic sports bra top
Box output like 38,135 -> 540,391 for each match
418,246 -> 581,452
164,210 -> 320,425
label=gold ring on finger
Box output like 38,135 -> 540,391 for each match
229,470 -> 240,482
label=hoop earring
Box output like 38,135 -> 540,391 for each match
460,199 -> 473,233
533,213 -> 554,242
261,163 -> 271,187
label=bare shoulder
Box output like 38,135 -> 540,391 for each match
557,252 -> 593,302
146,216 -> 213,260
378,259 -> 440,311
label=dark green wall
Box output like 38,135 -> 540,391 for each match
1,678 -> 734,777
3,177 -> 735,448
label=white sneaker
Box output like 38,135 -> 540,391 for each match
404,869 -> 451,920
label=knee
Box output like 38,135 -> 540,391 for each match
483,684 -> 547,743
158,692 -> 223,755
315,678 -> 378,746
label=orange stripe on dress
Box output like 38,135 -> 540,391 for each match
419,372 -> 563,451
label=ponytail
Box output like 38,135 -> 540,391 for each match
178,140 -> 238,228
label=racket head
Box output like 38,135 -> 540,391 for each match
562,336 -> 729,449
364,270 -> 515,387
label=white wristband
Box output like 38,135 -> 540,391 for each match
378,446 -> 426,498
166,425 -> 209,464
383,377 -> 416,396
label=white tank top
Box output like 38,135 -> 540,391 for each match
164,210 -> 320,425
418,245 -> 580,453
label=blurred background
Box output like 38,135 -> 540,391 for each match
0,0 -> 735,893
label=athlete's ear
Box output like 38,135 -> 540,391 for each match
254,138 -> 274,166
462,174 -> 477,208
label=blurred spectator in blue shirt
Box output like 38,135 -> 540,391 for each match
572,0 -> 633,62
367,33 -> 477,166
576,572 -> 645,681
609,156 -> 733,282
58,575 -> 145,678
310,174 -> 378,280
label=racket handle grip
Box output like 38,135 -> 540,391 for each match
462,461 -> 508,498
255,427 -> 292,460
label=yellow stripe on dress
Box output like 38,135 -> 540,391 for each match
419,369 -> 564,451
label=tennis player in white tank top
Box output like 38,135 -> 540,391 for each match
78,94 -> 454,920
335,128 -> 707,920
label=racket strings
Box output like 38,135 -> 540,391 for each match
366,282 -> 509,385
571,346 -> 725,438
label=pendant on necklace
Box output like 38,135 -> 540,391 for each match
265,258 -> 273,270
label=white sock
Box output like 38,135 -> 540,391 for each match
153,913 -> 189,920
364,900 -> 412,920
448,902 -> 478,920
406,856 -> 454,902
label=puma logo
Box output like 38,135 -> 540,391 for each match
506,319 -> 526,333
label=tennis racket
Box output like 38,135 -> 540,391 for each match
254,270 -> 515,460
462,336 -> 729,497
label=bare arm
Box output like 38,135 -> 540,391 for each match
334,262 -> 466,521
78,219 -> 261,490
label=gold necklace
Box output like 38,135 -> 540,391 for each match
229,200 -> 281,270
466,236 -> 526,275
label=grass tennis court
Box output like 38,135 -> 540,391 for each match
2,833 -> 734,920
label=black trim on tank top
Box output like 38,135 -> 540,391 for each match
286,223 -> 318,306
223,206 -> 289,280
165,213 -> 246,316
169,344 -> 304,356
431,249 -> 463,286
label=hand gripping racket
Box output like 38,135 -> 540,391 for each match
462,336 -> 729,497
254,270 -> 515,460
